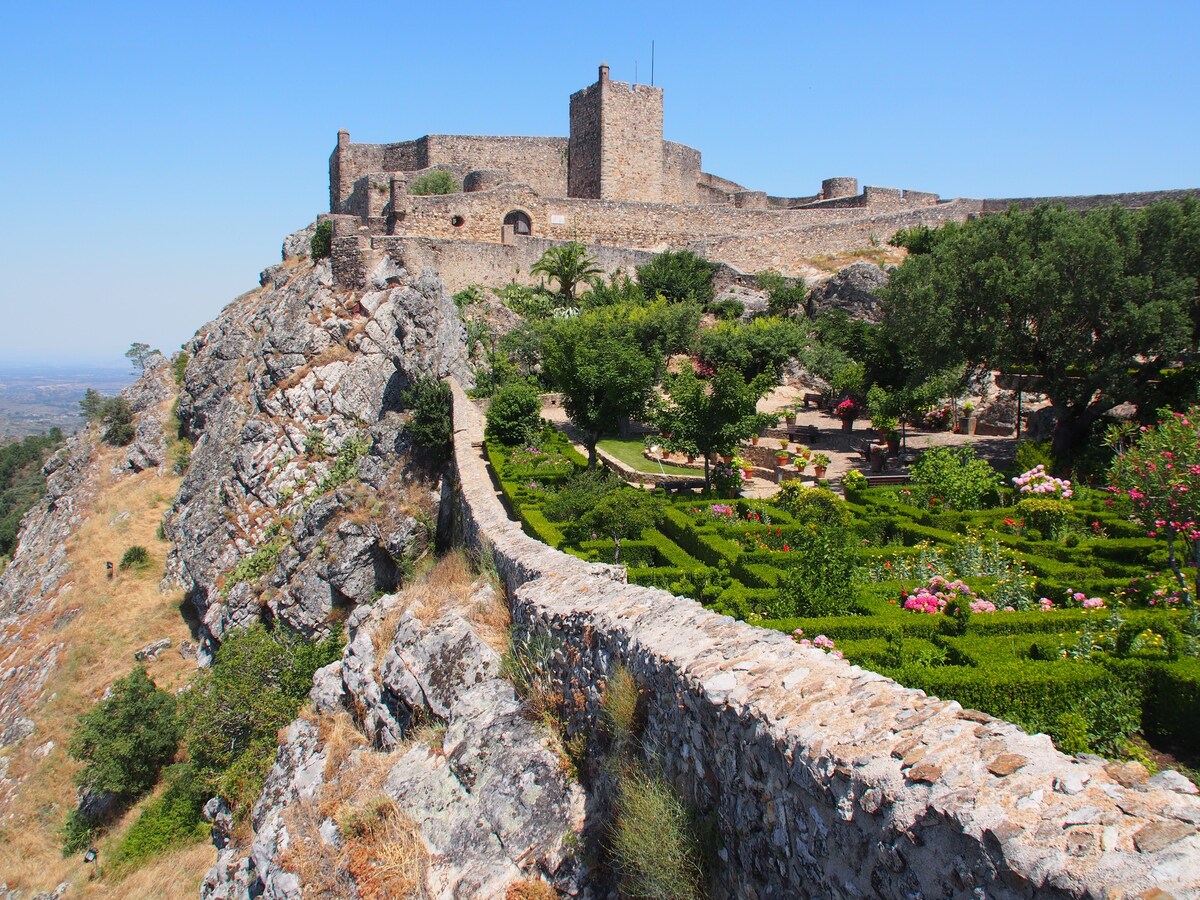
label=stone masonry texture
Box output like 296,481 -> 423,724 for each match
447,379 -> 1200,898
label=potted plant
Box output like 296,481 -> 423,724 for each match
793,453 -> 808,473
834,398 -> 859,432
775,446 -> 791,466
871,414 -> 900,454
960,402 -> 978,435
811,452 -> 831,478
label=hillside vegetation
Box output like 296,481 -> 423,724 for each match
0,448 -> 204,896
0,429 -> 65,565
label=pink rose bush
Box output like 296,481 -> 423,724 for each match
1012,464 -> 1073,499
791,629 -> 843,659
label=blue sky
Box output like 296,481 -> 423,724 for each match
1,0 -> 1197,366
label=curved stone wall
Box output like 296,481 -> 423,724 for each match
448,380 -> 1200,898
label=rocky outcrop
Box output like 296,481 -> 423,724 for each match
164,245 -> 471,659
206,577 -> 587,898
807,261 -> 888,321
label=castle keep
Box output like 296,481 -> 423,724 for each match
324,64 -> 1200,289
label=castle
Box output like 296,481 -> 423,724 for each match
322,63 -> 1200,289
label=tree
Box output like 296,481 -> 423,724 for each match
182,625 -> 341,811
636,250 -> 718,305
69,667 -> 179,803
402,377 -> 452,456
310,220 -> 333,259
582,488 -> 663,563
485,380 -> 544,446
80,388 -> 106,422
540,314 -> 661,468
654,365 -> 773,490
125,342 -> 154,372
883,203 -> 1195,459
1108,405 -> 1200,608
697,317 -> 808,383
531,242 -> 602,301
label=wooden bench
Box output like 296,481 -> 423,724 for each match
787,424 -> 820,444
865,473 -> 912,487
801,392 -> 825,409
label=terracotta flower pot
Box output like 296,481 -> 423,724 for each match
775,454 -> 789,466
814,466 -> 828,478
840,419 -> 854,432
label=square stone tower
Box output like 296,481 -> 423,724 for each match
568,63 -> 664,203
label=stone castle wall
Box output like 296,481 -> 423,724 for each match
332,133 -> 569,212
663,140 -> 701,205
447,380 -> 1200,899
365,233 -> 756,295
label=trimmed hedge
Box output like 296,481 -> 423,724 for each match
488,451 -> 1198,756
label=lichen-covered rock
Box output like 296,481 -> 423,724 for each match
807,261 -> 888,321
164,252 -> 469,655
208,576 -> 588,898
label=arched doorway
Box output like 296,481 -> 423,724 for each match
503,210 -> 532,236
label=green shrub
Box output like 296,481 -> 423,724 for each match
69,667 -> 180,804
1016,498 -> 1073,539
119,545 -> 151,571
1052,712 -> 1091,755
316,432 -> 371,494
61,808 -> 98,854
409,169 -> 459,195
612,769 -> 704,900
706,298 -> 744,320
402,377 -> 453,455
110,763 -> 208,870
310,220 -> 333,259
172,352 -> 190,385
777,529 -> 855,618
485,380 -> 544,446
221,535 -> 288,597
304,429 -> 328,458
635,250 -> 717,306
100,397 -> 136,447
755,269 -> 808,317
182,625 -> 342,815
911,445 -> 1002,511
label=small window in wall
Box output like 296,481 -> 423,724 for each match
503,210 -> 532,235
451,215 -> 466,228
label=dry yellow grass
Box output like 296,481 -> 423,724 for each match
0,444 -> 206,896
281,719 -> 424,900
806,243 -> 907,274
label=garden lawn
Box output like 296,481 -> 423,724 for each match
597,438 -> 697,476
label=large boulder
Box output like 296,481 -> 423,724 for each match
807,262 -> 888,322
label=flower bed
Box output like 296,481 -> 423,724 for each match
486,441 -> 1199,762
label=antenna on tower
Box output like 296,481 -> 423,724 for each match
651,40 -> 655,86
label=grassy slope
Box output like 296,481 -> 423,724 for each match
0,432 -> 209,896
597,438 -> 697,476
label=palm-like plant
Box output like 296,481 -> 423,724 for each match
531,242 -> 602,300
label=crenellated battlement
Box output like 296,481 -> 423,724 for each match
324,63 -> 1200,288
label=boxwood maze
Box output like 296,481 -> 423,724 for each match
486,436 -> 1198,760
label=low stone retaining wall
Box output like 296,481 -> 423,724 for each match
448,380 -> 1200,898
